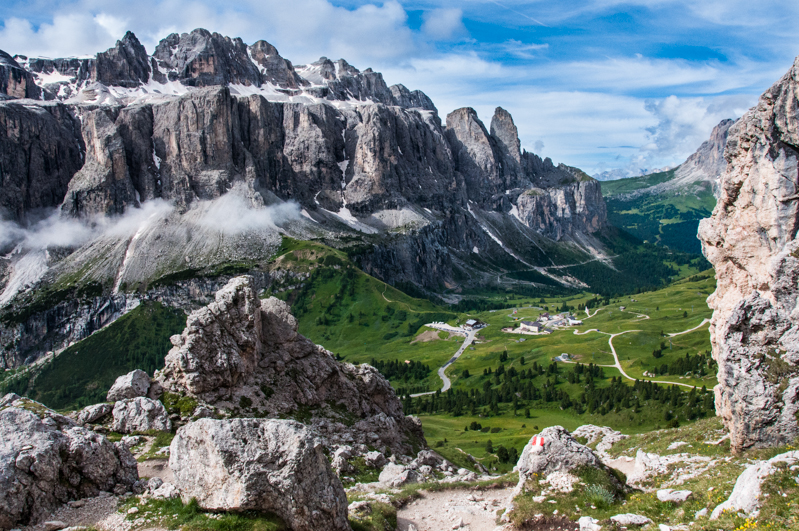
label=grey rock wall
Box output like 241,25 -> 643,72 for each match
699,54 -> 799,452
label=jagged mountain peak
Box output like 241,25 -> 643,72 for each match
2,27 -> 438,112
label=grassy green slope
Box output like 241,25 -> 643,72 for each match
600,170 -> 716,256
402,270 -> 717,472
1,301 -> 186,410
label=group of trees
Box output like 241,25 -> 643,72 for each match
651,351 -> 717,377
371,358 -> 431,382
401,359 -> 714,425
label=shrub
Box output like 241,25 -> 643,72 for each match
584,484 -> 615,509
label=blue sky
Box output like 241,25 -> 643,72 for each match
1,0 -> 797,176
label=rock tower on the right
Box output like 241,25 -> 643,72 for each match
699,54 -> 799,452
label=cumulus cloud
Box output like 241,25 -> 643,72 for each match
642,94 -> 753,160
421,8 -> 467,40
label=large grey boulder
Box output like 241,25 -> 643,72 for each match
107,369 -> 151,401
516,426 -> 603,480
170,418 -> 349,531
0,393 -> 138,528
76,403 -> 112,425
111,397 -> 171,433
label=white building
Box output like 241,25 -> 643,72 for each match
519,321 -> 543,333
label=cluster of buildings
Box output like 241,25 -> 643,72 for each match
506,311 -> 582,336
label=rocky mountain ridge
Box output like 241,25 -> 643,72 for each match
0,28 -> 611,367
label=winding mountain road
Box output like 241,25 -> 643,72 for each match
410,327 -> 480,397
567,319 -> 706,389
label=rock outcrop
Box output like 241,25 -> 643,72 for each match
0,50 -> 40,100
698,54 -> 799,451
675,118 -> 735,196
107,369 -> 151,401
111,397 -> 171,433
170,418 -> 350,531
76,403 -> 112,425
155,275 -> 425,457
710,450 -> 799,519
0,393 -> 138,528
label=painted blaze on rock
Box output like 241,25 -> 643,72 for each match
170,418 -> 350,531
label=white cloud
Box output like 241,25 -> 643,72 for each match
195,191 -> 301,234
421,8 -> 467,40
641,94 -> 753,159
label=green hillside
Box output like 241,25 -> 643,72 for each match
1,301 -> 186,410
600,169 -> 716,255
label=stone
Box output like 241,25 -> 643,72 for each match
111,397 -> 171,433
151,482 -> 179,500
43,521 -> 67,531
578,516 -> 602,531
411,450 -> 444,469
610,513 -> 652,526
107,370 -> 151,402
695,508 -> 708,518
0,394 -> 138,529
378,463 -> 419,487
120,435 -> 144,448
147,477 -> 163,491
572,425 -> 628,458
657,489 -> 692,503
516,426 -> 604,479
76,403 -> 112,425
698,54 -> 799,451
364,451 -> 386,468
711,451 -> 799,519
171,418 -> 349,530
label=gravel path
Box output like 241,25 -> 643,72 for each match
397,487 -> 513,531
22,495 -> 137,531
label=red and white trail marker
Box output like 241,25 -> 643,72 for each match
530,436 -> 545,453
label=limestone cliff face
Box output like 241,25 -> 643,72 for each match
0,100 -> 83,223
515,179 -> 607,241
698,55 -> 799,452
0,51 -> 40,100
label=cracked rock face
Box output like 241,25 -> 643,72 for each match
699,54 -> 799,452
0,393 -> 138,528
111,397 -> 171,433
171,418 -> 350,531
155,275 -> 425,457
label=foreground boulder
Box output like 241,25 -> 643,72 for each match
170,418 -> 349,531
107,369 -> 151,401
711,450 -> 799,519
155,276 -> 425,457
112,397 -> 171,433
0,393 -> 138,528
516,426 -> 604,480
